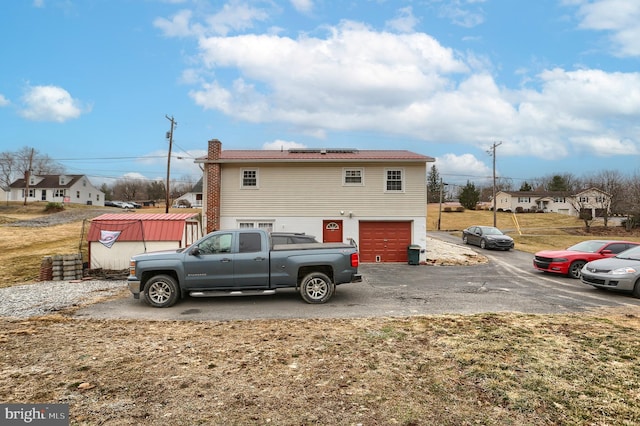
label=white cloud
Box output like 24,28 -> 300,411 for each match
262,139 -> 307,150
19,85 -> 87,122
435,153 -> 493,185
154,1 -> 269,37
0,94 -> 9,107
570,0 -> 640,57
430,0 -> 487,28
166,8 -> 640,164
290,0 -> 313,14
385,7 -> 419,33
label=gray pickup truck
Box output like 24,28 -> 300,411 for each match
128,228 -> 361,307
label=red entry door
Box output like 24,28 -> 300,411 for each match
322,220 -> 343,243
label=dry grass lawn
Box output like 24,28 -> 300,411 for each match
2,202 -> 640,425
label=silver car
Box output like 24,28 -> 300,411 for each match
580,245 -> 640,297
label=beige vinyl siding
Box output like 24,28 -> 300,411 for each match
220,162 -> 426,217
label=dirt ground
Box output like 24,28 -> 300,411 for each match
3,206 -> 640,425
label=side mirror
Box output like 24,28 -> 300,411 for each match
190,246 -> 201,256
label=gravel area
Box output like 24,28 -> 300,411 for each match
0,279 -> 127,318
3,207 -> 116,227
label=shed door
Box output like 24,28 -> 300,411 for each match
359,221 -> 412,263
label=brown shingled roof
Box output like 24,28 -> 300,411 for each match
197,148 -> 434,163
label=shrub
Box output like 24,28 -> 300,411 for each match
45,202 -> 64,212
515,206 -> 524,213
455,206 -> 465,212
443,207 -> 452,212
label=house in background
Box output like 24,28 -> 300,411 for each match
172,178 -> 203,208
495,187 -> 612,218
8,174 -> 105,206
195,139 -> 435,263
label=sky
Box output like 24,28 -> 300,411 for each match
1,0 -> 639,189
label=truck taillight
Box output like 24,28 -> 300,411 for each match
129,260 -> 136,277
351,252 -> 359,267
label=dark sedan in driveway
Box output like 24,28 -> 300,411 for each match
462,226 -> 514,250
580,245 -> 640,297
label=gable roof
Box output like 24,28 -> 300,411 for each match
87,213 -> 200,242
9,174 -> 89,189
197,148 -> 434,164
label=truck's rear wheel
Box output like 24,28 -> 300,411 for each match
300,272 -> 334,304
143,274 -> 180,308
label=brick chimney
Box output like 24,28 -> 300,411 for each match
205,139 -> 222,233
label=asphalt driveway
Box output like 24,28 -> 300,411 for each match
74,238 -> 640,321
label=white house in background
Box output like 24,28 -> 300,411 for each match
195,139 -> 435,263
8,174 -> 105,206
495,187 -> 611,218
172,178 -> 203,208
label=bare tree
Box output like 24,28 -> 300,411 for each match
112,178 -> 146,201
0,147 -> 65,188
583,170 -> 625,227
0,151 -> 16,190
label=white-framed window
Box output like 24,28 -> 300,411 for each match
76,191 -> 80,198
54,189 -> 65,197
579,196 -> 589,203
518,197 -> 530,203
595,196 -> 606,203
553,197 -> 565,203
238,221 -> 273,232
385,169 -> 403,192
343,168 -> 364,186
241,169 -> 258,188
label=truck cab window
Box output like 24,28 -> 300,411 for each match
199,233 -> 232,254
239,232 -> 261,253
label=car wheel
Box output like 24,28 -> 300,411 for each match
143,274 -> 180,308
568,261 -> 586,279
300,272 -> 334,304
480,239 -> 487,249
462,235 -> 468,244
632,279 -> 640,299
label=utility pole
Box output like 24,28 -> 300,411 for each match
437,178 -> 445,231
488,141 -> 502,227
23,148 -> 34,206
165,115 -> 176,214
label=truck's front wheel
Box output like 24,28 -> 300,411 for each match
300,272 -> 334,304
143,274 -> 180,308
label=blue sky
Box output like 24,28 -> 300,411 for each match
1,0 -> 639,188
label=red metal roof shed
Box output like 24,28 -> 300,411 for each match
86,213 -> 202,270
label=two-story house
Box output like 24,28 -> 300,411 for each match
495,187 -> 611,218
196,139 -> 434,263
8,174 -> 105,206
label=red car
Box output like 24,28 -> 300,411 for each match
533,240 -> 640,279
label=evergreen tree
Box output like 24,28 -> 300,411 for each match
548,175 -> 569,192
459,181 -> 480,210
519,181 -> 532,191
427,164 -> 441,203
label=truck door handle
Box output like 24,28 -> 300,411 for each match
220,258 -> 232,263
254,257 -> 266,261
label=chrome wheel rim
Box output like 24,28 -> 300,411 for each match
149,281 -> 171,304
305,277 -> 328,300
